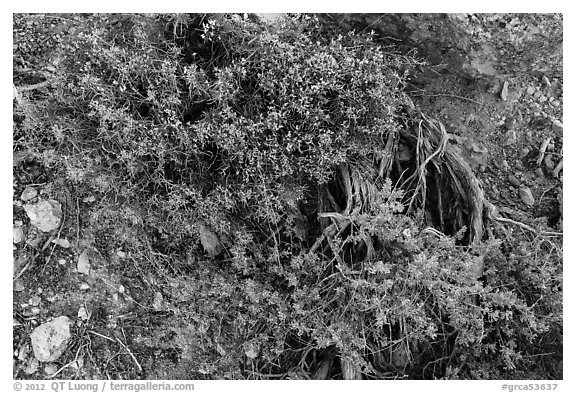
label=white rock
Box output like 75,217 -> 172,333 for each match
30,316 -> 71,362
24,357 -> 39,374
44,362 -> 59,376
52,238 -> 71,248
24,200 -> 62,232
14,279 -> 25,292
77,250 -> 91,275
519,187 -> 535,206
78,306 -> 89,321
13,226 -> 25,243
500,80 -> 509,101
199,224 -> 223,257
21,187 -> 38,202
152,292 -> 164,311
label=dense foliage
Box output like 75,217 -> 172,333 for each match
13,13 -> 562,379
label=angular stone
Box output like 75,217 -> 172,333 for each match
198,224 -> 223,257
500,80 -> 509,101
519,187 -> 535,206
77,250 -> 91,275
21,187 -> 38,202
13,226 -> 25,244
508,175 -> 521,187
30,316 -> 71,362
24,200 -> 62,232
52,238 -> 71,248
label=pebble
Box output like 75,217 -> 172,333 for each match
198,224 -> 223,257
538,95 -> 548,103
24,200 -> 62,232
501,159 -> 511,171
519,187 -> 535,206
542,75 -> 551,88
552,119 -> 563,132
508,175 -> 521,187
514,160 -> 524,170
58,259 -> 67,265
80,283 -> 90,290
13,226 -> 25,244
24,357 -> 39,374
14,279 -> 25,292
52,238 -> 71,248
21,187 -> 38,202
30,295 -> 42,306
77,250 -> 91,275
519,147 -> 530,159
526,86 -> 535,96
78,306 -> 89,321
30,316 -> 72,362
534,90 -> 542,98
504,130 -> 517,146
552,100 -> 561,107
500,81 -> 509,101
44,363 -> 59,376
544,155 -> 555,172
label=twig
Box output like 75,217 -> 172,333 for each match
15,80 -> 51,92
493,216 -> 562,237
13,234 -> 55,280
552,159 -> 563,178
538,184 -> 558,205
536,137 -> 552,166
116,338 -> 143,372
42,204 -> 66,275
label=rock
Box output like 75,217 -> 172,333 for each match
152,292 -> 164,311
198,224 -> 223,257
535,168 -> 545,178
77,250 -> 91,275
21,187 -> 38,202
500,80 -> 509,101
24,357 -> 39,374
519,187 -> 535,206
44,363 -> 59,376
52,238 -> 71,248
552,119 -> 563,132
544,155 -> 555,172
504,130 -> 517,146
78,306 -> 89,321
14,279 -> 25,292
24,200 -> 62,232
526,86 -> 535,96
243,342 -> 259,360
30,295 -> 42,307
82,195 -> 96,203
466,141 -> 488,169
30,316 -> 71,362
13,226 -> 25,243
519,147 -> 530,159
542,75 -> 551,88
508,175 -> 521,187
